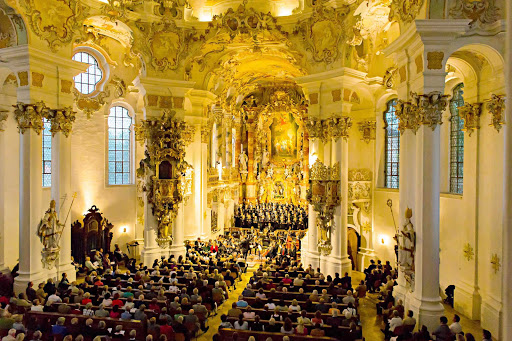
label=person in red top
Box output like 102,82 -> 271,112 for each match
282,274 -> 292,285
160,321 -> 174,340
81,292 -> 92,305
110,305 -> 121,318
148,298 -> 161,313
94,277 -> 104,286
112,293 -> 124,307
210,241 -> 218,254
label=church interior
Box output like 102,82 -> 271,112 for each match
0,0 -> 511,340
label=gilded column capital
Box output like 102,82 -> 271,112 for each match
325,116 -> 352,140
487,94 -> 506,132
201,122 -> 211,144
395,99 -> 421,134
304,117 -> 324,139
181,124 -> 196,146
0,110 -> 7,131
13,102 -> 48,134
395,91 -> 449,134
358,120 -> 376,143
48,107 -> 76,137
458,102 -> 482,136
414,91 -> 449,130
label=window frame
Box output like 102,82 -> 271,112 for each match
106,104 -> 134,187
449,83 -> 465,195
383,99 -> 400,189
42,117 -> 52,188
72,47 -> 109,98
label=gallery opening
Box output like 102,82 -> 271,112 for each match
0,0 -> 510,340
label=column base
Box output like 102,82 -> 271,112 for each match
358,248 -> 376,272
408,294 -> 445,333
304,250 -> 320,269
323,255 -> 352,278
169,244 -> 186,258
58,262 -> 77,283
454,280 -> 481,320
141,246 -> 162,267
14,270 -> 50,295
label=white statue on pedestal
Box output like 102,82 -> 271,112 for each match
398,207 -> 416,289
238,150 -> 248,173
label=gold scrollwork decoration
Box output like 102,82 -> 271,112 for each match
13,101 -> 48,134
304,117 -> 324,139
486,94 -> 505,132
389,0 -> 424,23
325,116 -> 352,141
21,0 -> 87,51
449,0 -> 500,25
358,120 -> 376,143
47,107 -> 76,137
463,243 -> 474,261
458,102 -> 482,136
491,253 -> 501,274
294,2 -> 350,64
74,88 -> 111,119
394,92 -> 449,134
394,99 -> 421,135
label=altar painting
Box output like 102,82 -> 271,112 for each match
271,112 -> 298,161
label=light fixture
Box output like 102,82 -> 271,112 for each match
378,234 -> 390,245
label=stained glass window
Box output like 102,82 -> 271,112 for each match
42,118 -> 52,187
384,99 -> 399,189
72,52 -> 103,95
450,83 -> 464,194
108,106 -> 132,185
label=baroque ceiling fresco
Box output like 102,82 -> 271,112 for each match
0,0 -> 504,112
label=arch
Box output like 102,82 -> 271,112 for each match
0,1 -> 28,47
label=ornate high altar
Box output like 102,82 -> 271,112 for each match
237,85 -> 309,205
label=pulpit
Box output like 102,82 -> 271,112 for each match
71,205 -> 113,265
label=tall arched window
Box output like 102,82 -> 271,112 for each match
449,83 -> 464,194
72,51 -> 103,95
384,99 -> 399,189
42,118 -> 52,187
108,106 -> 132,185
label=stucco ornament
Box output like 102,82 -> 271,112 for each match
463,243 -> 474,261
449,0 -> 500,25
136,18 -> 196,71
21,0 -> 87,51
358,120 -> 376,143
394,99 -> 421,135
0,110 -> 7,131
491,253 -> 501,274
307,159 -> 341,256
101,0 -> 143,21
486,94 -> 505,132
304,117 -> 323,139
135,109 -> 192,245
294,1 -> 350,64
389,0 -> 424,23
414,91 -> 449,130
13,101 -> 48,134
427,51 -> 444,70
349,0 -> 392,47
324,116 -> 352,141
383,66 -> 398,88
74,88 -> 110,119
47,107 -> 76,137
458,102 -> 482,136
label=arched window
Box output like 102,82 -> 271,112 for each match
449,83 -> 464,194
42,118 -> 52,187
384,99 -> 399,189
108,106 -> 132,185
72,51 -> 103,95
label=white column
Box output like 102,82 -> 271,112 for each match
201,139 -> 208,238
501,0 -> 512,338
52,132 -> 75,282
306,137 -> 320,268
326,137 -> 352,277
408,124 -> 444,331
170,202 -> 186,257
0,113 -> 9,274
14,129 -> 47,294
141,175 -> 160,266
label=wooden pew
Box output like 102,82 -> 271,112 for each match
218,327 -> 364,341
